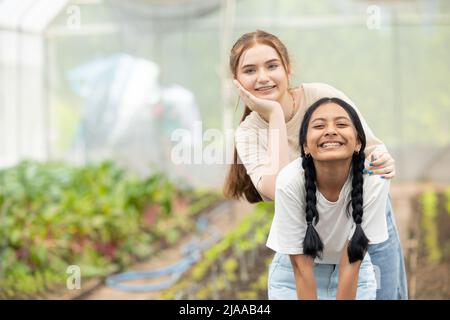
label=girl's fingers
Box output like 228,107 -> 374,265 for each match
366,164 -> 395,176
234,80 -> 251,98
233,79 -> 243,91
364,159 -> 371,171
364,157 -> 390,170
369,152 -> 390,167
234,80 -> 255,107
382,170 -> 396,179
369,160 -> 395,172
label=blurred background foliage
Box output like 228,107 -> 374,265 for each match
0,160 -> 221,298
1,0 -> 445,186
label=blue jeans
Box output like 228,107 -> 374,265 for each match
368,196 -> 408,299
268,252 -> 377,300
267,197 -> 408,300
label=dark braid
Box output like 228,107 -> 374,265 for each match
302,155 -> 324,259
347,151 -> 369,263
299,97 -> 368,263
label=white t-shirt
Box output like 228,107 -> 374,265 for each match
266,158 -> 389,264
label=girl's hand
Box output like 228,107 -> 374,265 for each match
233,79 -> 281,119
365,151 -> 396,179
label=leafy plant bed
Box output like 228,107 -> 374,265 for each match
161,202 -> 275,300
0,160 -> 222,299
410,188 -> 450,299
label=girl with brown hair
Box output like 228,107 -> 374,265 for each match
223,30 -> 407,300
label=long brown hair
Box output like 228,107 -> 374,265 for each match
222,30 -> 292,203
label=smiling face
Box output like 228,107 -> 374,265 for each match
303,102 -> 361,162
235,44 -> 290,103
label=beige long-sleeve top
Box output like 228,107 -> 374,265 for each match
235,82 -> 388,201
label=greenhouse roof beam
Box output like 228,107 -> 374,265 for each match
105,0 -> 222,20
0,0 -> 68,34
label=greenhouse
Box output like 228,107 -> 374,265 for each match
0,0 -> 449,301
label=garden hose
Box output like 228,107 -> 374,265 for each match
105,201 -> 229,292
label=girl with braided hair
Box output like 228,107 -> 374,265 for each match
223,30 -> 407,299
267,97 -> 386,299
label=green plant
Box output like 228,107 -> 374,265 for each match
0,160 -> 221,298
161,202 -> 275,299
445,187 -> 450,216
420,190 -> 442,263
